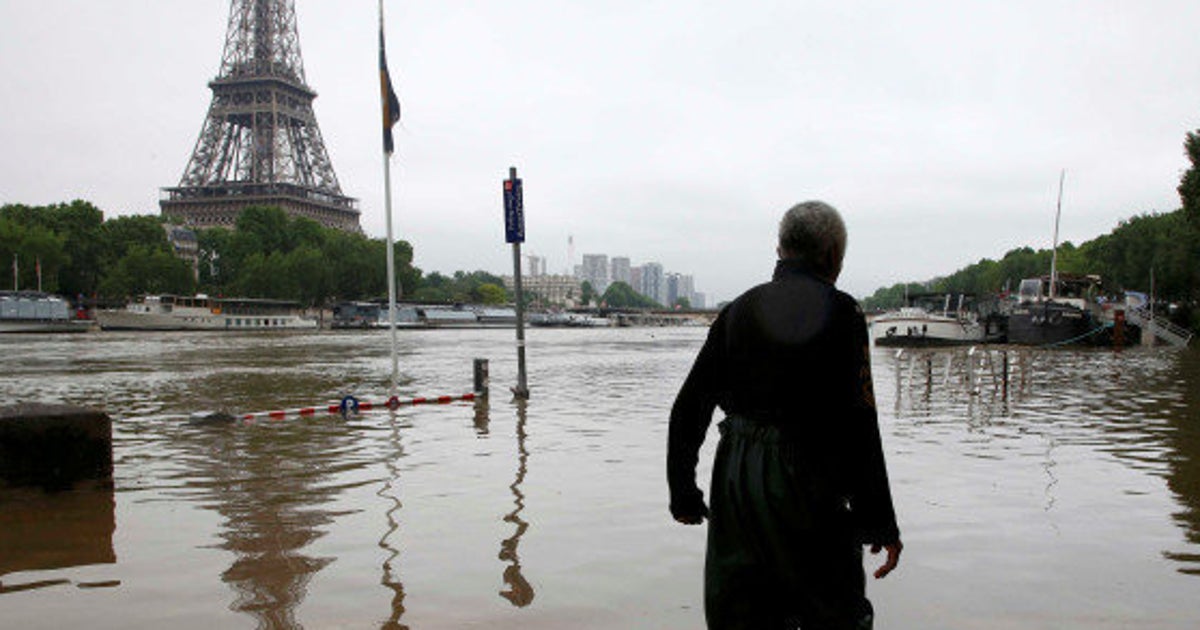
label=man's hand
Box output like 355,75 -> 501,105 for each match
669,494 -> 708,525
871,541 -> 902,579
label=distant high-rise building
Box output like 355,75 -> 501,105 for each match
525,254 -> 546,277
678,274 -> 695,305
692,292 -> 707,309
567,235 -> 576,275
629,267 -> 643,296
610,257 -> 631,286
640,263 -> 665,306
581,254 -> 609,294
666,273 -> 680,307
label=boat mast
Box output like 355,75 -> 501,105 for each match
1049,169 -> 1065,300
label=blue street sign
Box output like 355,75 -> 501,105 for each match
504,177 -> 525,243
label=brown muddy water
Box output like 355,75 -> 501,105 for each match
1,328 -> 1199,629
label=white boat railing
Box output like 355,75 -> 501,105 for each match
1126,306 -> 1193,348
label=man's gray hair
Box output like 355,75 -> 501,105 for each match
778,201 -> 847,277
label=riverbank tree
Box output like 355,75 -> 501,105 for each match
194,206 -> 422,307
1,201 -> 193,297
409,270 -> 507,304
601,281 -> 661,308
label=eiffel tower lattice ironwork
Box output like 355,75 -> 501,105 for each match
161,0 -> 360,232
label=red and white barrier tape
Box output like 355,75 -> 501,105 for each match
240,392 -> 478,422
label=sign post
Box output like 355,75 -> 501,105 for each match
504,166 -> 530,399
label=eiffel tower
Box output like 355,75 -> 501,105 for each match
161,0 -> 361,232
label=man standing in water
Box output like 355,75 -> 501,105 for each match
668,201 -> 902,629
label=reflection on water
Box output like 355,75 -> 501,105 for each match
1164,350 -> 1200,574
377,412 -> 410,630
888,345 -> 1200,577
499,399 -> 534,607
174,421 -> 352,628
0,484 -> 117,593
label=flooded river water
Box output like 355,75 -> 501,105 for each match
1,328 -> 1199,629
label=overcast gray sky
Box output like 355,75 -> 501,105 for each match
3,1 -> 1199,302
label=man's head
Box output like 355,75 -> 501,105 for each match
777,200 -> 847,282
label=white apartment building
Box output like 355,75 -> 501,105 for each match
610,257 -> 631,286
580,254 -> 610,294
640,262 -> 665,306
503,274 -> 583,307
524,254 -> 547,277
664,273 -> 699,307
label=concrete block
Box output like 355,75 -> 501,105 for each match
0,404 -> 113,490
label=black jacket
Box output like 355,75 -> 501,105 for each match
667,259 -> 900,545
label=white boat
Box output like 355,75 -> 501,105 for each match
95,295 -> 317,331
871,293 -> 997,347
0,291 -> 94,334
372,305 -> 423,328
474,307 -> 517,326
418,307 -> 481,328
530,312 -> 611,328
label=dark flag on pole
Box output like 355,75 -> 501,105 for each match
379,22 -> 401,154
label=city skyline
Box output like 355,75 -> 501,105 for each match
524,249 -> 706,308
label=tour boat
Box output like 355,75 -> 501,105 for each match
95,294 -> 317,331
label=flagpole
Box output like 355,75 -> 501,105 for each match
380,0 -> 399,396
383,147 -> 399,396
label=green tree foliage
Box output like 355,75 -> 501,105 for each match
235,206 -> 290,254
1180,130 -> 1200,224
860,282 -> 929,311
285,246 -> 330,306
189,206 -> 427,307
409,270 -> 506,304
98,245 -> 195,297
391,240 -> 421,299
100,214 -> 173,264
1,200 -> 103,295
46,201 -> 105,296
477,283 -> 508,304
95,214 -> 196,298
196,228 -> 232,288
0,218 -> 69,291
601,281 -> 661,308
411,271 -> 453,302
286,216 -> 326,251
580,281 -> 596,306
1,202 -> 520,309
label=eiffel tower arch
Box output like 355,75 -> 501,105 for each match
161,0 -> 361,232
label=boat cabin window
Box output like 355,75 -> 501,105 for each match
1018,278 -> 1043,301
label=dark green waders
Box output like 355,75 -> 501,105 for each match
704,416 -> 874,630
